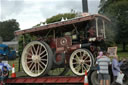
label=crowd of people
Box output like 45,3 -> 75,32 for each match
96,51 -> 126,85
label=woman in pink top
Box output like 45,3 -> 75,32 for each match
97,51 -> 103,59
97,51 -> 103,74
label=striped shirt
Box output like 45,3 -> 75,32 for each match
96,56 -> 111,74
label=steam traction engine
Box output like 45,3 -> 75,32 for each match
15,14 -> 110,77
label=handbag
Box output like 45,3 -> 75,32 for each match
116,72 -> 124,84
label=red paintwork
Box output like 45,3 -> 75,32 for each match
5,76 -> 84,84
56,36 -> 72,48
55,44 -> 81,54
50,38 -> 56,49
69,44 -> 81,51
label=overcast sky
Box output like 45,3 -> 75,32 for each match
0,0 -> 100,30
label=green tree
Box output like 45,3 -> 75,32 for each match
33,12 -> 78,27
99,0 -> 128,51
46,13 -> 77,24
0,19 -> 20,41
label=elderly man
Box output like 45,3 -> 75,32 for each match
96,51 -> 111,85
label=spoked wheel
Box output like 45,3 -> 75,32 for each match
21,41 -> 53,77
47,66 -> 69,76
69,49 -> 94,76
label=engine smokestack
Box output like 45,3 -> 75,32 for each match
82,0 -> 88,13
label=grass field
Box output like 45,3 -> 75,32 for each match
117,44 -> 128,59
7,44 -> 128,77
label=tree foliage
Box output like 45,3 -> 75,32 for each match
33,12 -> 78,27
99,0 -> 128,51
46,13 -> 77,24
0,19 -> 20,41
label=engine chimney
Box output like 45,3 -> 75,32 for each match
82,0 -> 88,13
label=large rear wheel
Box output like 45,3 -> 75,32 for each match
21,41 -> 53,77
69,49 -> 94,76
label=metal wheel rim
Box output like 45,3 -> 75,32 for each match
70,49 -> 93,76
22,41 -> 49,77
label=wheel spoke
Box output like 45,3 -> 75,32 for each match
82,64 -> 87,70
75,64 -> 81,72
81,52 -> 86,59
39,50 -> 46,56
30,47 -> 34,55
84,64 -> 90,69
80,52 -> 83,60
26,52 -> 32,56
85,62 -> 91,65
27,61 -> 32,64
84,60 -> 90,63
73,62 -> 78,65
38,45 -> 42,55
40,61 -> 46,67
39,62 -> 44,69
41,59 -> 47,61
32,45 -> 36,54
40,53 -> 47,58
38,62 -> 40,73
31,63 -> 36,72
84,55 -> 89,60
81,64 -> 84,73
75,54 -> 80,60
80,52 -> 82,57
28,62 -> 34,68
36,45 -> 40,55
27,57 -> 32,60
73,58 -> 79,62
34,63 -> 36,73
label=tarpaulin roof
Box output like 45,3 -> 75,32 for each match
15,14 -> 110,36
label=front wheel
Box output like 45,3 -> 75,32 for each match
69,49 -> 94,76
91,71 -> 100,85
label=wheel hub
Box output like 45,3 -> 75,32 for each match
32,55 -> 41,62
79,59 -> 85,64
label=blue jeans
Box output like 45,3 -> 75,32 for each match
0,76 -> 7,82
0,76 -> 4,82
